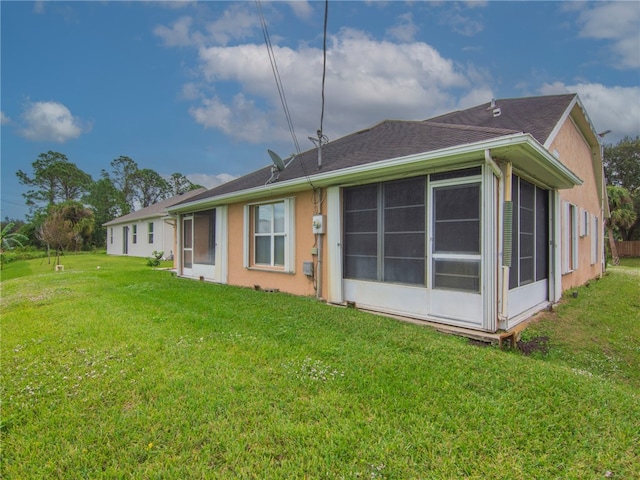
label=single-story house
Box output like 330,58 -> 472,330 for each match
104,188 -> 207,260
166,94 -> 606,333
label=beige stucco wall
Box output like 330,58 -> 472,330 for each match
226,189 -> 322,297
549,118 -> 603,291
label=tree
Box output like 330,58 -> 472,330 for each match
38,209 -> 75,265
134,168 -> 170,207
604,136 -> 640,193
607,186 -> 637,240
0,222 -> 29,269
16,151 -> 92,217
58,201 -> 95,250
37,202 -> 95,263
84,177 -> 123,247
604,136 -> 640,240
103,156 -> 139,214
167,172 -> 202,196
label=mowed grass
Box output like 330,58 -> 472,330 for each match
522,258 -> 640,388
1,254 -> 639,478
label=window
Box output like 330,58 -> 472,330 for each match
509,176 -> 549,289
562,202 -> 578,273
245,199 -> 294,271
255,202 -> 285,266
148,222 -> 154,244
344,177 -> 426,286
132,225 -> 137,244
580,209 -> 589,237
110,228 -> 113,245
194,209 -> 216,265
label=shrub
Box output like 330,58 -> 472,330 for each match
146,250 -> 164,267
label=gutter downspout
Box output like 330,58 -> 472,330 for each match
316,231 -> 323,300
315,188 -> 324,301
484,149 -> 502,179
485,150 -> 505,330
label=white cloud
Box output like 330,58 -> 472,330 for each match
204,4 -> 260,46
180,82 -> 202,100
441,11 -> 483,36
187,27 -> 488,144
540,82 -> 640,142
33,1 -> 45,14
287,0 -> 313,20
189,93 -> 273,143
19,101 -> 90,143
154,16 -> 194,47
187,173 -> 235,189
0,112 -> 11,125
386,12 -> 419,42
154,4 -> 260,47
576,2 -> 640,69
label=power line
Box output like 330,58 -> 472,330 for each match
255,0 -> 301,155
319,0 -> 328,137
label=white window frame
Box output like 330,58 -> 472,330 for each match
580,209 -> 589,237
562,202 -> 578,274
591,214 -> 599,265
148,222 -> 154,244
243,198 -> 295,273
132,224 -> 138,244
110,227 -> 113,245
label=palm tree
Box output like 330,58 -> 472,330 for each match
606,186 -> 637,264
0,222 -> 29,269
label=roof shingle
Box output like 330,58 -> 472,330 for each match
176,94 -> 577,206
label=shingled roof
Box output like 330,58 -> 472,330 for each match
428,94 -> 576,145
175,94 -> 577,207
103,187 -> 207,226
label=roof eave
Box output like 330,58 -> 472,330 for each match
167,133 -> 582,213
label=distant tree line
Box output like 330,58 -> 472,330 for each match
4,136 -> 639,258
7,151 -> 202,251
604,136 -> 640,241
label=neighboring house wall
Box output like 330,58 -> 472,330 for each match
106,225 -> 123,255
106,218 -> 173,259
549,119 -> 603,291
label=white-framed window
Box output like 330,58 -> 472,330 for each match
148,222 -> 154,244
110,228 -> 113,245
132,224 -> 138,244
244,198 -> 295,272
591,215 -> 599,265
580,209 -> 589,237
562,202 -> 578,273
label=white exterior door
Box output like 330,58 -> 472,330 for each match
428,179 -> 484,327
182,216 -> 193,277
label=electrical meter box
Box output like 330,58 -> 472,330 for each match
312,215 -> 325,235
302,261 -> 314,276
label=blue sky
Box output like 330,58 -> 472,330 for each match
2,1 -> 639,221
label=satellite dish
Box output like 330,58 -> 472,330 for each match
268,149 -> 286,172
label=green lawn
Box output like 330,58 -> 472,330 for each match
1,254 -> 639,478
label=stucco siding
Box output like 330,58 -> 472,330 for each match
105,218 -> 173,259
549,118 -> 603,291
226,189 -> 319,296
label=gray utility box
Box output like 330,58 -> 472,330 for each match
302,261 -> 314,276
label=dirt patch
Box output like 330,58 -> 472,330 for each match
517,336 -> 550,356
